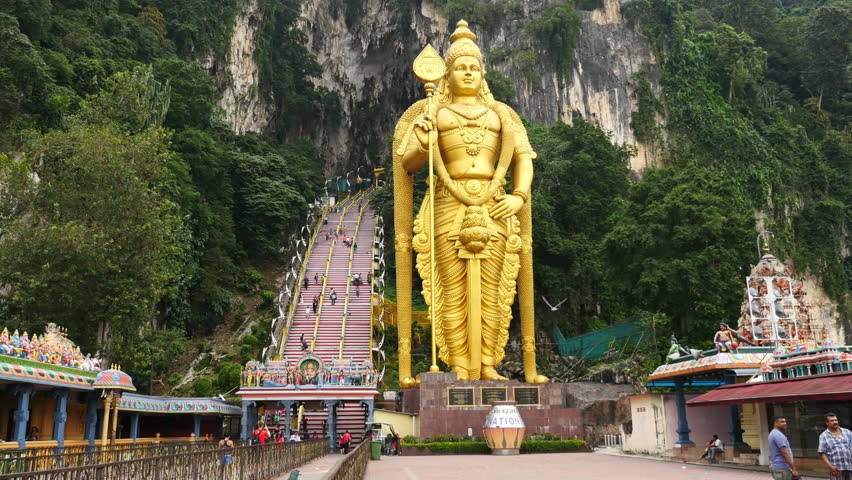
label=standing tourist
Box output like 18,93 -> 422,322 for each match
330,289 -> 337,306
339,430 -> 352,454
769,416 -> 799,480
819,412 -> 852,480
314,272 -> 319,285
253,423 -> 271,446
218,434 -> 234,467
303,276 -> 308,290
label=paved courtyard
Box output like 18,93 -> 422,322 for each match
364,452 -> 823,480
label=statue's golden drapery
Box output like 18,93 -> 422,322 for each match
393,21 -> 547,386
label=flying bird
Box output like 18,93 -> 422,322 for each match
542,296 -> 568,311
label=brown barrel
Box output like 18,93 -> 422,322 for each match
483,400 -> 525,455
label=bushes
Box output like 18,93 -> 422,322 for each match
401,438 -> 588,454
520,439 -> 587,453
403,441 -> 490,454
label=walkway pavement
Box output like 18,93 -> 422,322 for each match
363,452 -> 825,480
271,452 -> 346,480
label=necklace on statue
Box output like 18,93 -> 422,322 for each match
448,109 -> 489,158
446,103 -> 489,121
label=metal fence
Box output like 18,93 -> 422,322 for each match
0,438 -> 326,480
327,440 -> 369,480
0,441 -> 221,474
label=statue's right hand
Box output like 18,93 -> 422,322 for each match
412,114 -> 434,152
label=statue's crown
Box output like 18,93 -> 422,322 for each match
450,20 -> 477,43
445,20 -> 483,69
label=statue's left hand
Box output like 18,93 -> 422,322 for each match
491,194 -> 524,219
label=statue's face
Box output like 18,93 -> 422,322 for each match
448,55 -> 483,96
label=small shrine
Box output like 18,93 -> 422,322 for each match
0,324 -> 240,451
635,234 -> 852,472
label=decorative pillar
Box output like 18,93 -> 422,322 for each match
673,377 -> 694,445
12,384 -> 34,449
193,415 -> 202,440
360,399 -> 375,424
281,401 -> 294,439
129,413 -> 140,445
110,394 -> 120,443
724,372 -> 747,447
240,401 -> 254,442
101,394 -> 112,447
84,394 -> 98,447
323,400 -> 340,452
52,389 -> 70,450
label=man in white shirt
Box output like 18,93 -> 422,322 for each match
700,434 -> 724,461
289,432 -> 302,442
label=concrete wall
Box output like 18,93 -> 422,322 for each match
404,373 -> 584,440
623,394 -> 668,454
623,393 -> 732,454
374,409 -> 419,439
667,394 -> 729,447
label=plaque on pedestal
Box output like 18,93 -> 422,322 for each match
447,387 -> 475,407
480,387 -> 508,405
513,386 -> 541,406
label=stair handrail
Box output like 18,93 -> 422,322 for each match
369,212 -> 383,367
337,194 -> 372,359
309,189 -> 366,351
276,202 -> 329,357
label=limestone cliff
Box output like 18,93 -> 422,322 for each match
203,0 -> 272,135
296,0 -> 662,173
205,0 -> 662,173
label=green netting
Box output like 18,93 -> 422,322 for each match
552,320 -> 645,360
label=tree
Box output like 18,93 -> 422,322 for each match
528,119 -> 633,332
153,57 -> 216,129
0,71 -> 187,355
216,362 -> 242,394
695,0 -> 779,42
699,24 -> 767,102
802,3 -> 851,110
604,166 -> 754,343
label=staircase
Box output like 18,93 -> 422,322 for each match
303,401 -> 369,444
281,189 -> 376,366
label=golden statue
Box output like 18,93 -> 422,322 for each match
393,20 -> 548,385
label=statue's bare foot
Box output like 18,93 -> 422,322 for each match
524,371 -> 550,383
451,366 -> 469,380
480,366 -> 507,381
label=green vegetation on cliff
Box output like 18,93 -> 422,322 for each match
0,0 -> 329,394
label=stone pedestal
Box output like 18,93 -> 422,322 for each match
402,372 -> 583,439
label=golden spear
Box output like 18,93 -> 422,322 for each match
412,45 -> 446,373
